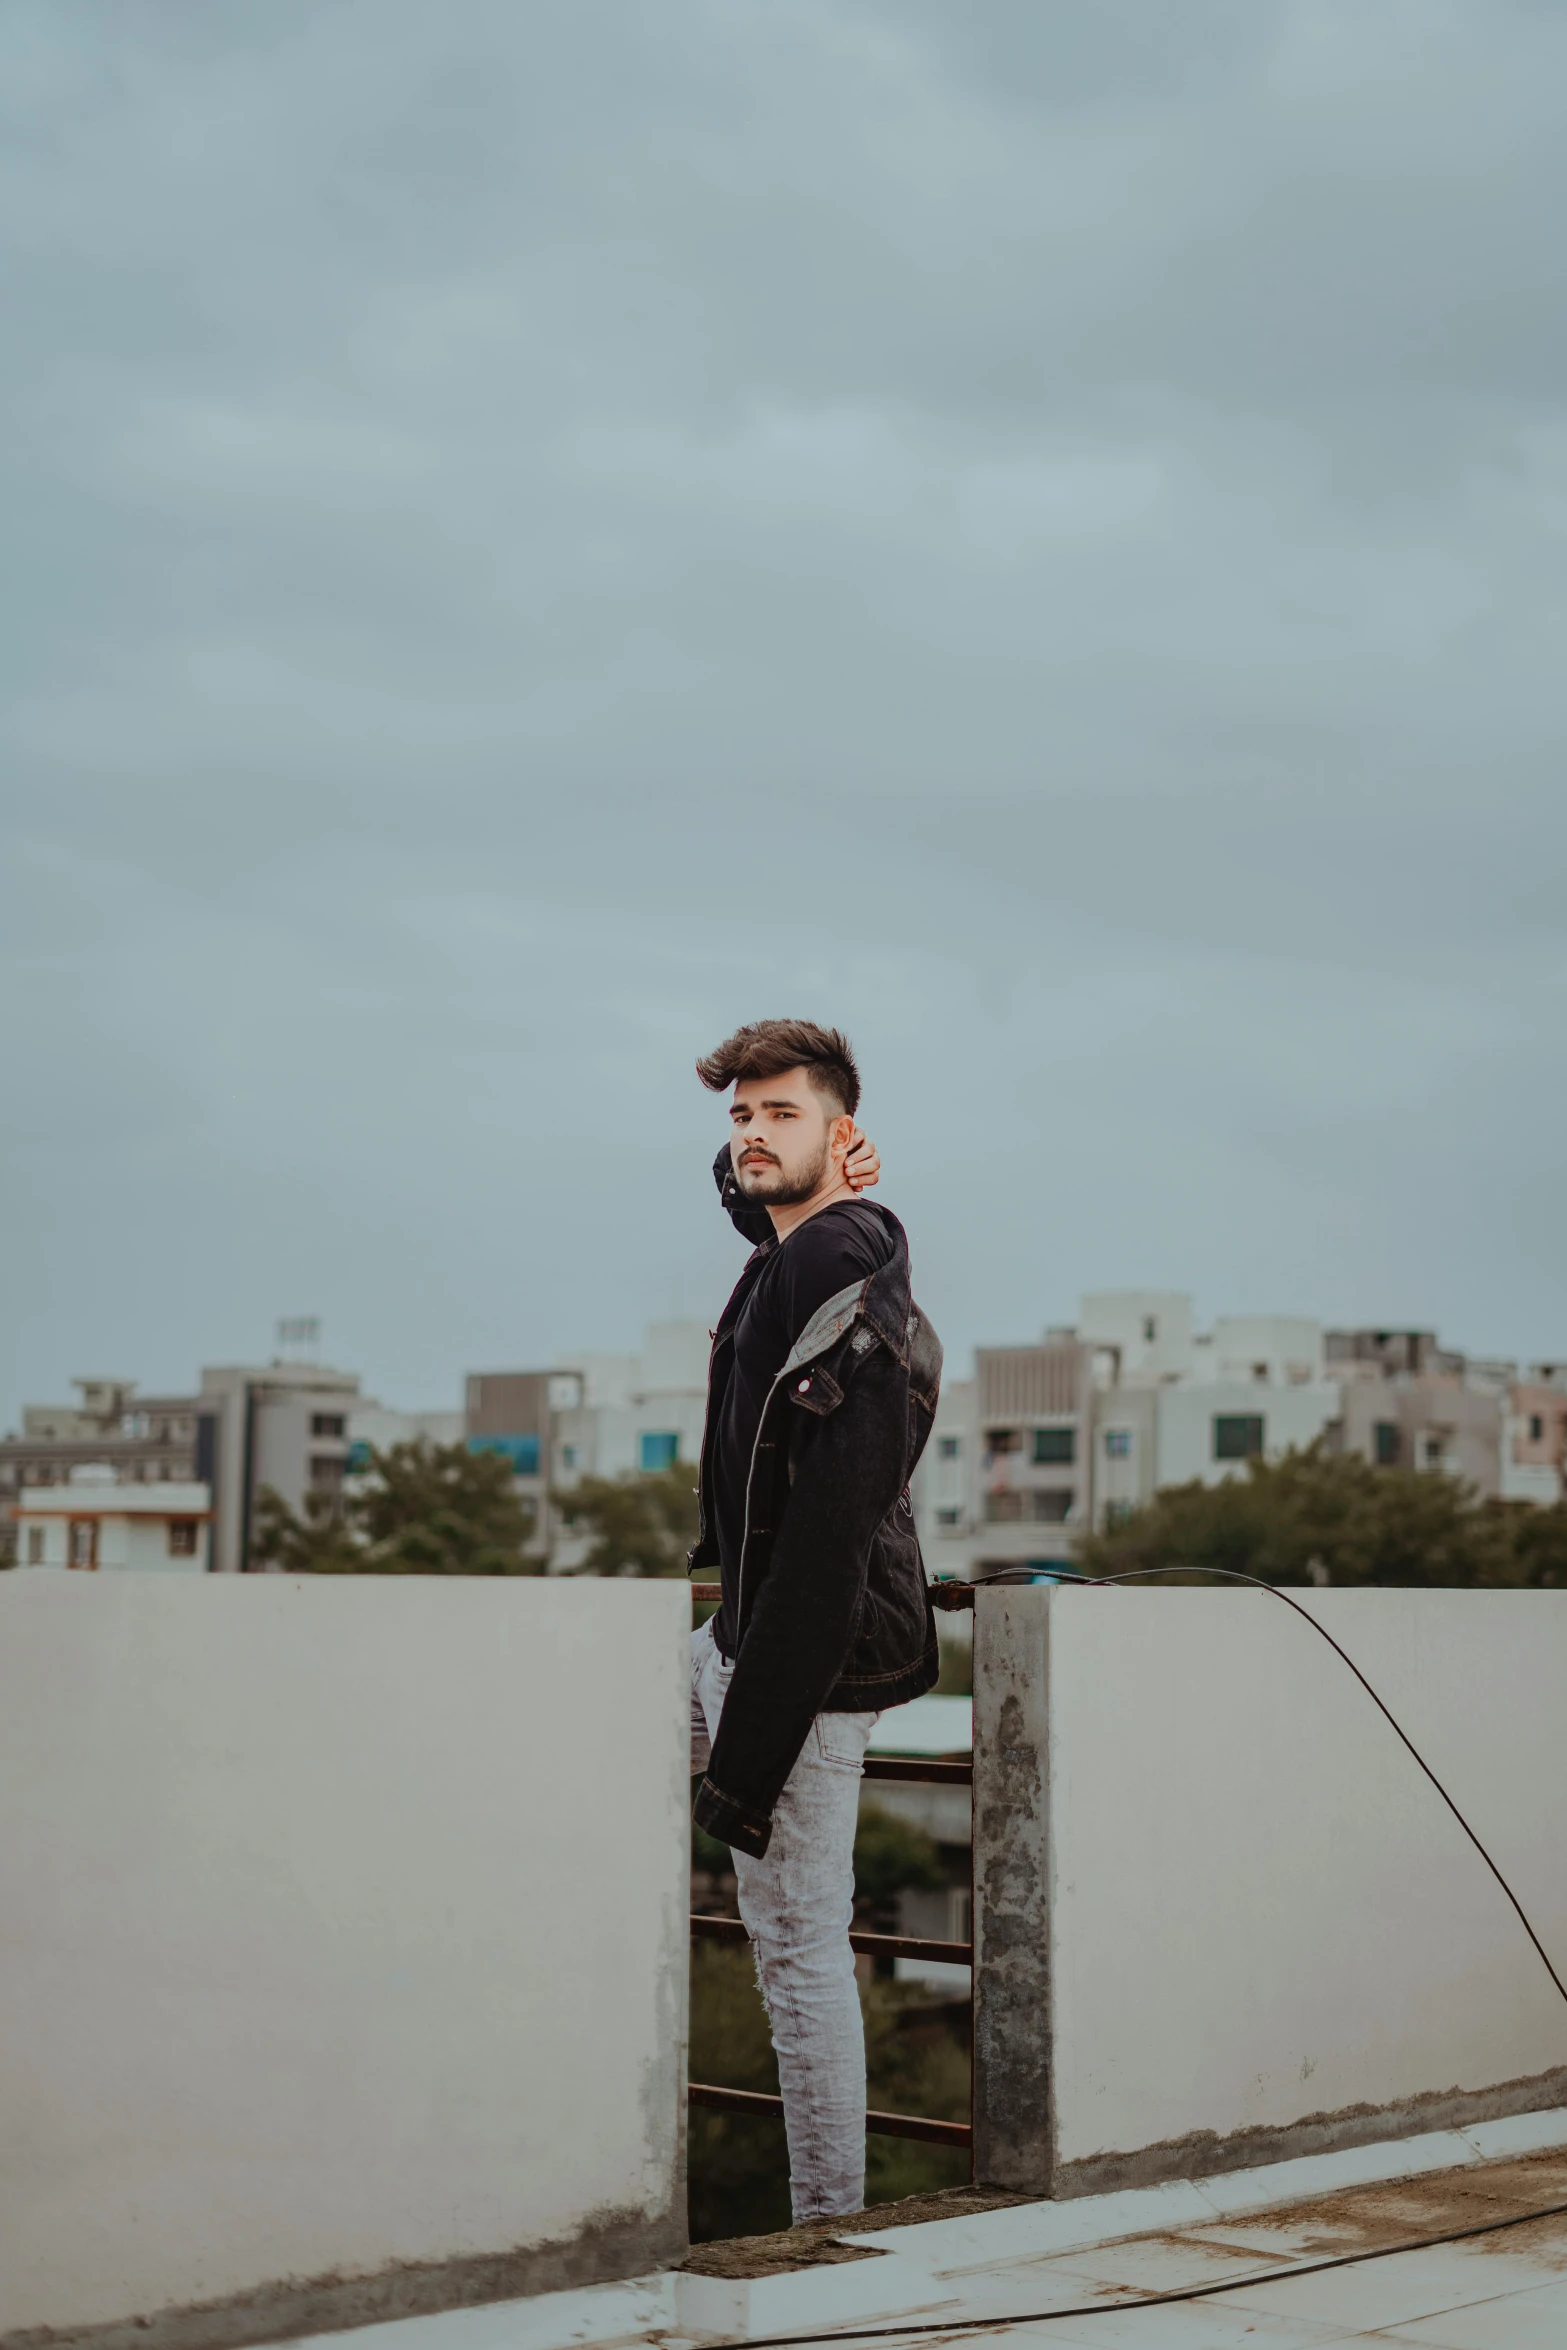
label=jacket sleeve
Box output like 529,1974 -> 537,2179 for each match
693,1340 -> 908,1858
712,1144 -> 774,1246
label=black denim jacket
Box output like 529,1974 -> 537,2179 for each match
690,1149 -> 943,1859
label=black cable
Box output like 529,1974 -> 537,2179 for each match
715,2193 -> 1567,2348
1035,1562 -> 1567,2011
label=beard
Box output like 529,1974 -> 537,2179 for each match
734,1136 -> 831,1208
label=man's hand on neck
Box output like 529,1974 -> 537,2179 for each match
767,1162 -> 856,1243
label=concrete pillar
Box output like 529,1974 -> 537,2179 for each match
972,1582 -> 1055,2191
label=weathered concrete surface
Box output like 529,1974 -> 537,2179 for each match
0,2208 -> 685,2350
0,1575 -> 690,2348
968,1585 -> 1567,2200
1053,2062 -> 1567,2197
972,1585 -> 1054,2191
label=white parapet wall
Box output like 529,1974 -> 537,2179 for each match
974,1584 -> 1567,2196
0,1573 -> 689,2350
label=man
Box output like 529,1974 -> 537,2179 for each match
688,1017 -> 943,2223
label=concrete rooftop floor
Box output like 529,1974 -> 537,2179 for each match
283,2109 -> 1567,2350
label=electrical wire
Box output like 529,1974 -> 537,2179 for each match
991,1562 -> 1567,2011
711,2192 -> 1567,2348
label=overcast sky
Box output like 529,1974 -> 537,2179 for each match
3,0 -> 1565,1427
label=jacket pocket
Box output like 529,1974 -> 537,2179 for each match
785,1365 -> 844,1417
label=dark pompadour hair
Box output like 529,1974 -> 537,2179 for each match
695,1018 -> 861,1119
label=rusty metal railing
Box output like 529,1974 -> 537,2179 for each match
688,1578 -> 976,2154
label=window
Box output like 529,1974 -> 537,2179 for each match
937,1435 -> 961,1460
1032,1426 -> 1075,1465
1374,1421 -> 1401,1467
68,1519 -> 97,1570
1530,1414 -> 1545,1444
1142,1316 -> 1158,1343
984,1491 -> 1025,1524
1422,1435 -> 1445,1469
309,1455 -> 345,1491
1104,1429 -> 1132,1459
1213,1414 -> 1264,1461
1031,1489 -> 1073,1523
25,1525 -> 44,1565
310,1413 -> 346,1440
936,1506 -> 962,1528
984,1428 -> 1022,1455
1252,1362 -> 1269,1384
640,1431 -> 679,1473
167,1520 -> 198,1558
560,1444 -> 578,1470
1102,1501 -> 1136,1531
467,1434 -> 540,1475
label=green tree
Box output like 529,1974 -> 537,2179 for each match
252,1439 -> 540,1575
555,1463 -> 698,1576
1079,1442 -> 1566,1589
1506,1498 -> 1567,1588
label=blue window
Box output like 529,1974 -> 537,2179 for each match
1104,1429 -> 1132,1459
1032,1426 -> 1075,1465
1213,1415 -> 1264,1462
640,1431 -> 679,1473
468,1434 -> 540,1475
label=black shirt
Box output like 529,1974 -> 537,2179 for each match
711,1201 -> 897,1598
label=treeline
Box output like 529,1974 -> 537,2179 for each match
1080,1444 -> 1567,1588
254,1436 -> 1567,1587
251,1440 -> 698,1576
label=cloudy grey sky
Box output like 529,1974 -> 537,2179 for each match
4,0 -> 1565,1427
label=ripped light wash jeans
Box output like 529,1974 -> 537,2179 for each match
691,1617 -> 879,2222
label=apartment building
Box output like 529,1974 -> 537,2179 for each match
16,1465 -> 212,1572
912,1294 -> 1537,1576
1506,1367 -> 1567,1506
1325,1328 -> 1567,1501
0,1379 -> 202,1512
194,1362 -> 362,1572
466,1322 -> 710,1568
915,1336 -> 1108,1582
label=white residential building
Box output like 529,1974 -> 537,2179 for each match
916,1294 -> 1345,1568
1145,1369 -> 1344,1500
197,1362 -> 362,1573
16,1465 -> 212,1572
464,1324 -> 710,1570
913,1338 -> 1111,1582
552,1321 -> 711,1488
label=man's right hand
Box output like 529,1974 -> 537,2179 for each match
845,1129 -> 880,1192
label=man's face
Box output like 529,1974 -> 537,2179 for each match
729,1068 -> 849,1207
